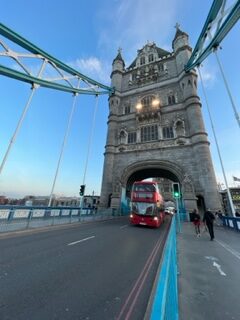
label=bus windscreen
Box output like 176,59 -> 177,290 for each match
131,202 -> 155,215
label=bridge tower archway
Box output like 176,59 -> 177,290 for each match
119,160 -> 197,214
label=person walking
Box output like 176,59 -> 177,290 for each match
192,209 -> 201,237
203,208 -> 215,240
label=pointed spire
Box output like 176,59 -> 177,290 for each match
113,47 -> 125,67
173,23 -> 188,43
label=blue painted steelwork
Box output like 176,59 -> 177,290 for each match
221,216 -> 240,231
0,23 -> 114,95
150,216 -> 179,320
185,0 -> 240,71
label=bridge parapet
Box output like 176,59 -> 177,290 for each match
222,216 -> 240,232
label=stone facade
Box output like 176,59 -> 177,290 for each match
100,27 -> 221,213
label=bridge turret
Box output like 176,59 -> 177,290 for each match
172,24 -> 192,74
111,48 -> 125,91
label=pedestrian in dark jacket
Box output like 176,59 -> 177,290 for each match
203,209 -> 215,240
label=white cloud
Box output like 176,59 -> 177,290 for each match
69,57 -> 111,85
97,0 -> 180,65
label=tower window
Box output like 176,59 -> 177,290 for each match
125,105 -> 130,114
149,54 -> 154,62
163,127 -> 174,139
158,64 -> 164,72
141,125 -> 158,142
140,56 -> 145,65
141,95 -> 155,108
127,132 -> 137,144
168,95 -> 176,105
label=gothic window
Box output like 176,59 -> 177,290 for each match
141,95 -> 155,109
163,127 -> 174,139
168,95 -> 175,105
140,68 -> 145,76
158,64 -> 164,72
127,132 -> 136,144
141,125 -> 158,142
132,72 -> 137,81
149,54 -> 154,62
140,56 -> 145,65
125,105 -> 130,114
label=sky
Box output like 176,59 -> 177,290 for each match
0,0 -> 240,198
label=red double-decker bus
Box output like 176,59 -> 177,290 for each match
129,181 -> 165,228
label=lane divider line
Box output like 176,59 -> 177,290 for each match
67,236 -> 95,246
216,239 -> 240,261
124,239 -> 162,320
120,225 -> 128,229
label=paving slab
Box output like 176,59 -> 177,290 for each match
178,222 -> 240,320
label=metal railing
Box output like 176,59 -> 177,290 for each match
221,216 -> 240,232
148,216 -> 179,320
0,205 -> 115,233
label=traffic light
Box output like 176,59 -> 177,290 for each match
79,185 -> 85,196
172,182 -> 180,198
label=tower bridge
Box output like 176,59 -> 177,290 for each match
1,1 -> 240,320
100,27 -> 221,213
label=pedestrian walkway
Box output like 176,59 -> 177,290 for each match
178,222 -> 240,320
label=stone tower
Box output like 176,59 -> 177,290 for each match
100,27 -> 221,213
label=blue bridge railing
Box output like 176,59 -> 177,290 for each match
0,205 -> 114,233
221,216 -> 240,232
149,216 -> 179,320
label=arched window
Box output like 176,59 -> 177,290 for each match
149,54 -> 154,62
125,105 -> 130,114
141,95 -> 155,109
168,95 -> 175,105
140,56 -> 145,65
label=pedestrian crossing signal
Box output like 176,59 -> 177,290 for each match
80,185 -> 85,196
172,183 -> 180,198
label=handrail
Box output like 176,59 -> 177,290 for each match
221,216 -> 240,232
148,216 -> 179,320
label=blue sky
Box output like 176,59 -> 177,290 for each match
0,0 -> 240,198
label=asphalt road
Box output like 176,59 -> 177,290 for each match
0,216 -> 171,320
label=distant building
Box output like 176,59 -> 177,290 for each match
23,195 -> 49,206
220,187 -> 240,215
0,196 -> 8,205
155,177 -> 174,202
51,197 -> 79,207
83,195 -> 100,208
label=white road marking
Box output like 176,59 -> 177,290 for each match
205,256 -> 218,261
213,261 -> 226,276
68,236 -> 95,246
120,225 -> 128,229
216,239 -> 240,261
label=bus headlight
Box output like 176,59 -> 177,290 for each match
153,216 -> 158,221
130,214 -> 134,219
